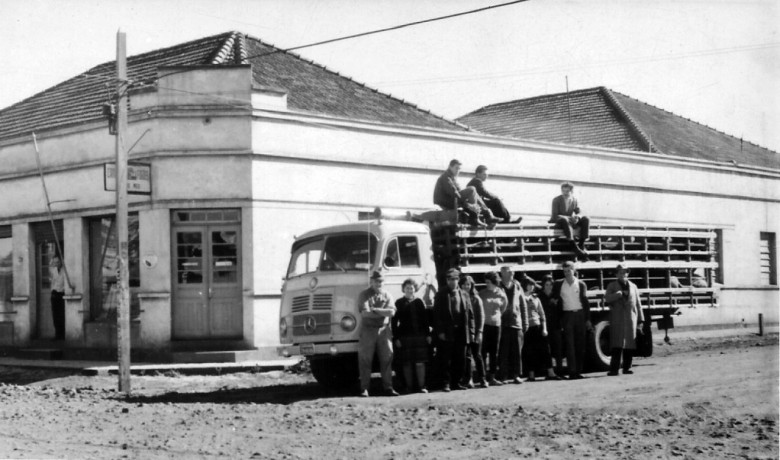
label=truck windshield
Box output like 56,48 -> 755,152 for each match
286,233 -> 377,278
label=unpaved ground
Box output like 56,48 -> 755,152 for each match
0,332 -> 777,459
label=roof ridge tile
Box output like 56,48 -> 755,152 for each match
600,87 -> 659,154
610,89 -> 777,155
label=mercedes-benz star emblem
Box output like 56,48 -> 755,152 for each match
309,277 -> 318,290
303,316 -> 317,334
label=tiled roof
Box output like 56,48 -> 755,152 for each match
0,32 -> 464,142
457,87 -> 778,170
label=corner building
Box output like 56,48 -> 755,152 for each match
0,32 -> 776,359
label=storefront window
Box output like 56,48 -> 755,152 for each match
88,215 -> 140,321
0,227 -> 12,310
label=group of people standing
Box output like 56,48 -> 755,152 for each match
356,261 -> 645,397
353,159 -> 644,396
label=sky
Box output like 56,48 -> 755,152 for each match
2,0 -> 779,152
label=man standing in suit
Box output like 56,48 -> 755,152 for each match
604,264 -> 645,376
433,268 -> 474,392
467,165 -> 518,224
551,260 -> 592,380
549,182 -> 590,260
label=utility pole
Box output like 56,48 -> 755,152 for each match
115,30 -> 131,394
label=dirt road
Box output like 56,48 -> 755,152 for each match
0,332 -> 777,459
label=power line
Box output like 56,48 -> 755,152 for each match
373,41 -> 780,88
243,0 -> 530,60
148,0 -> 530,84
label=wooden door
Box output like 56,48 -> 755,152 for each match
172,225 -> 241,339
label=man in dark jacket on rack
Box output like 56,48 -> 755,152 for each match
433,268 -> 474,392
433,159 -> 499,227
549,181 -> 590,260
467,165 -> 519,224
550,260 -> 592,380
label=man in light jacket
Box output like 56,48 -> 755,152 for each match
604,264 -> 645,376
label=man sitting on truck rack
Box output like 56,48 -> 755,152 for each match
433,159 -> 500,227
549,181 -> 590,260
467,165 -> 519,224
357,271 -> 399,397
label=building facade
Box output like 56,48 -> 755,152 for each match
0,33 -> 777,359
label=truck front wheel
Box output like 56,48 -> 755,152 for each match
586,320 -> 611,372
309,355 -> 359,388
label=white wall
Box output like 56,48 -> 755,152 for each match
250,112 -> 780,331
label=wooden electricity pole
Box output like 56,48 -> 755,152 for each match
115,30 -> 131,394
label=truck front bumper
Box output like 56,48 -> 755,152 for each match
277,341 -> 359,358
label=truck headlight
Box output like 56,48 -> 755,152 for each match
279,318 -> 288,337
339,314 -> 356,331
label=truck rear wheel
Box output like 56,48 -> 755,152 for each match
309,355 -> 358,388
587,320 -> 611,372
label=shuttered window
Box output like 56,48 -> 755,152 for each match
760,232 -> 777,286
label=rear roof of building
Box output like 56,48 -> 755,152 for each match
0,31 -> 466,142
457,87 -> 778,170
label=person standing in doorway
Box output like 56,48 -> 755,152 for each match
357,271 -> 398,397
604,264 -> 645,376
551,261 -> 592,380
49,255 -> 66,340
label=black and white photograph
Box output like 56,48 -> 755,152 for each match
0,1 -> 777,458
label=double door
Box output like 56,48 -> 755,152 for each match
173,225 -> 241,339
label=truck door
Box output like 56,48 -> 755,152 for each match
382,235 -> 424,299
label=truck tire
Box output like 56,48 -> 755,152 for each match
309,355 -> 358,388
586,320 -> 611,372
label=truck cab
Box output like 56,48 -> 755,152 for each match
277,220 -> 437,386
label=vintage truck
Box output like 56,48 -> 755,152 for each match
277,209 -> 720,386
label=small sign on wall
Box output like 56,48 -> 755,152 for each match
104,163 -> 152,195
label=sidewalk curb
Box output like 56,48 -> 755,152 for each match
0,357 -> 303,377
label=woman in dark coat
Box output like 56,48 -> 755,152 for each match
460,275 -> 487,388
392,278 -> 432,393
537,274 -> 563,377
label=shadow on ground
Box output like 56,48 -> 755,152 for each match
0,367 -> 83,385
123,381 -> 367,405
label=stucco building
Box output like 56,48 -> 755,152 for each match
0,32 -> 776,360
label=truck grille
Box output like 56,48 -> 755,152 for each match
292,313 -> 331,336
291,295 -> 310,313
312,294 -> 333,310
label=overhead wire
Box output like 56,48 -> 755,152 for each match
373,41 -> 780,88
146,0 -> 529,85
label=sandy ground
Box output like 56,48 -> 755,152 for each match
0,332 -> 777,459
